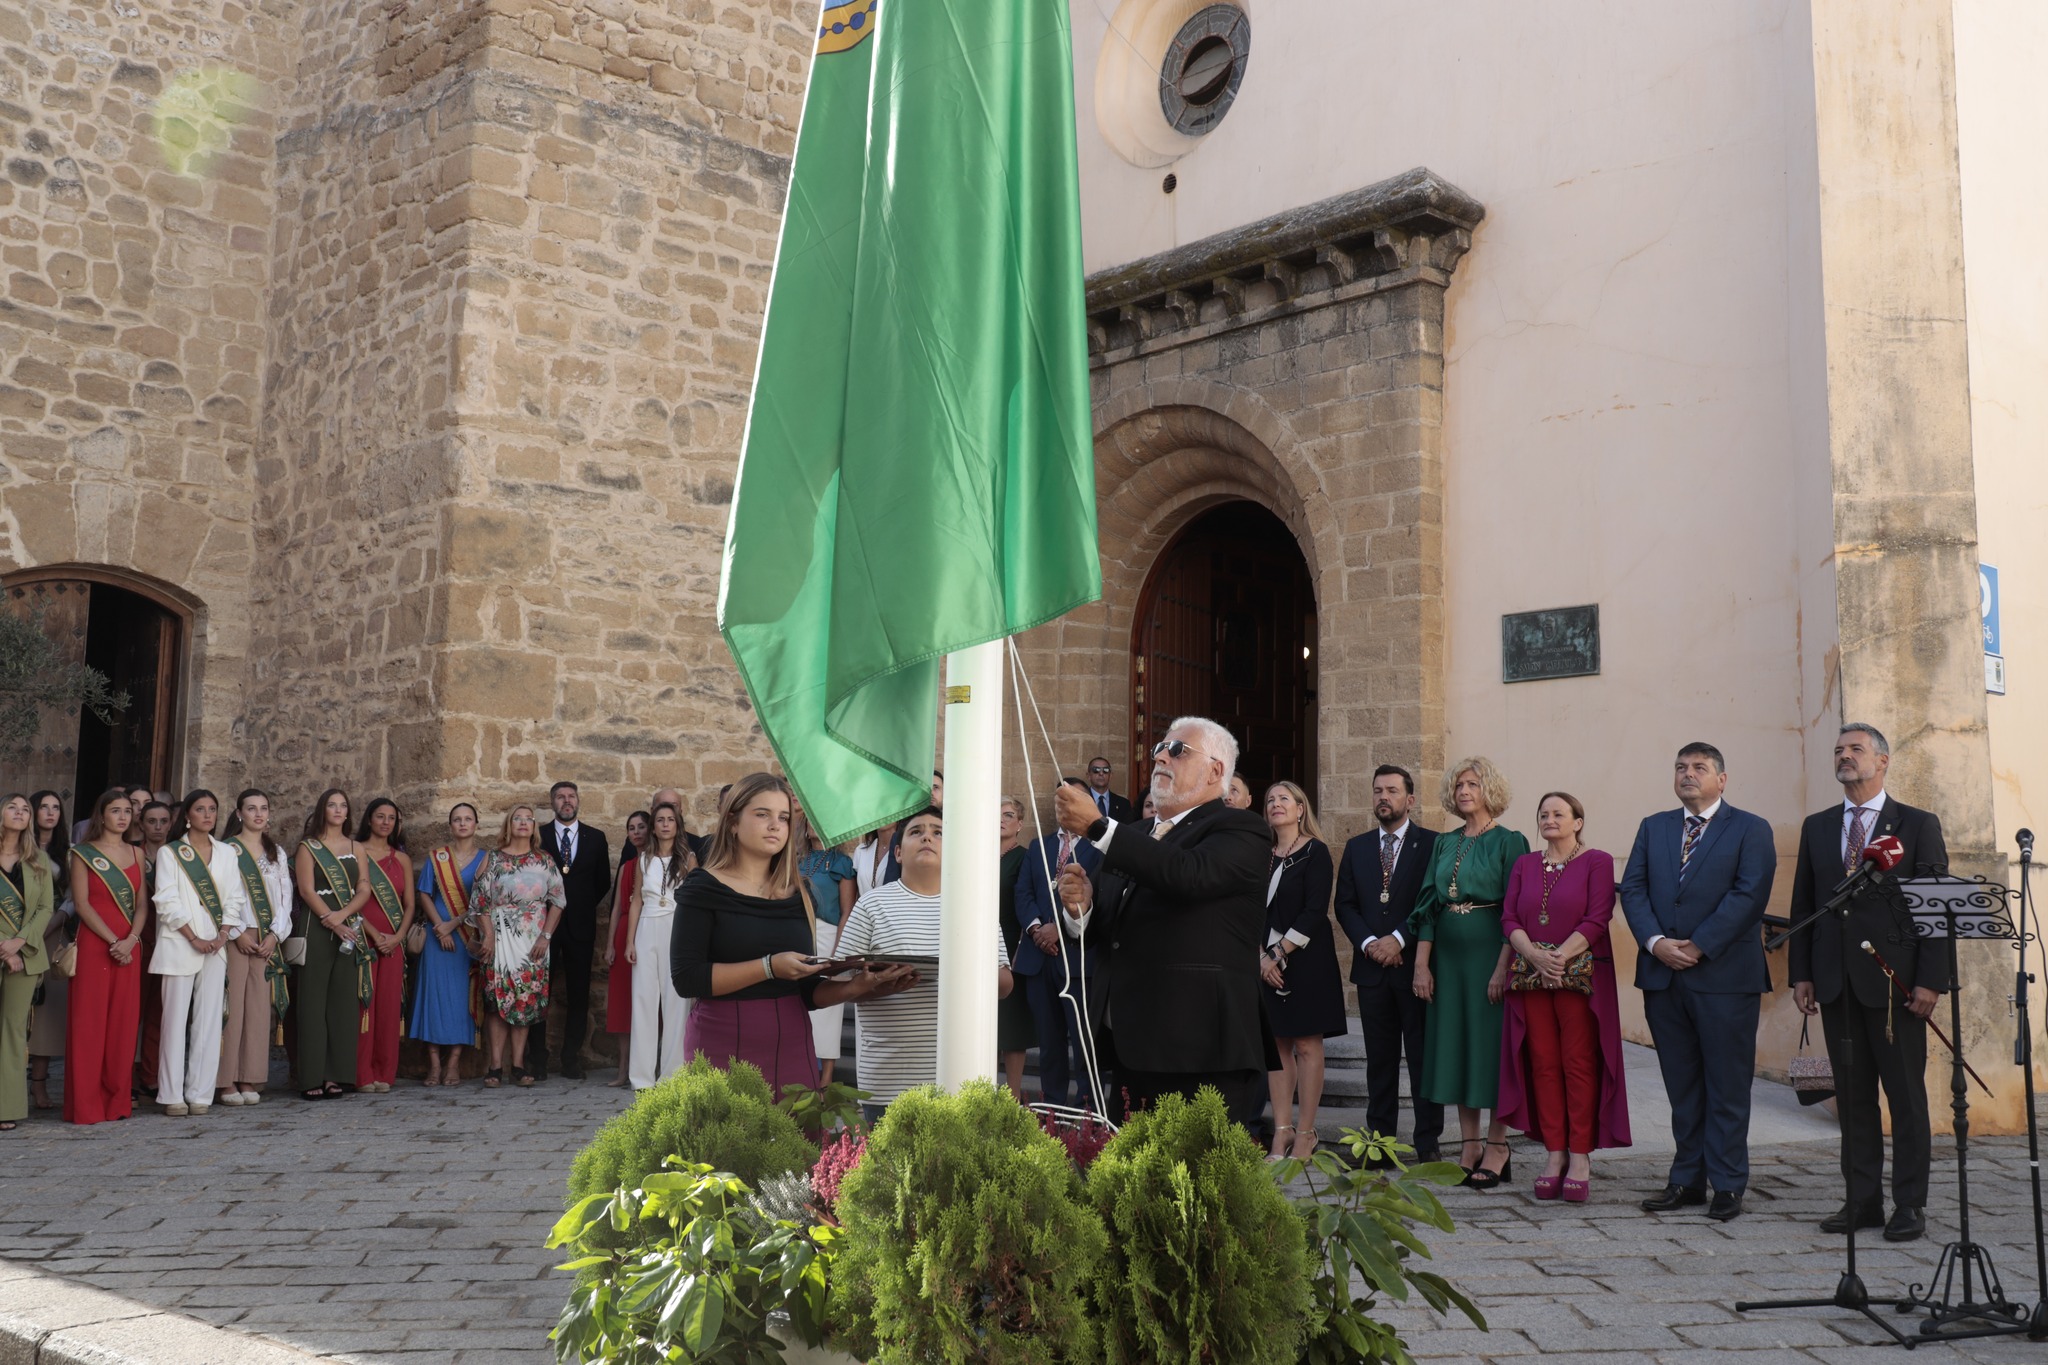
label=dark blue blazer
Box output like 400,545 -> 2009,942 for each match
1618,803 -> 1777,995
1011,835 -> 1103,980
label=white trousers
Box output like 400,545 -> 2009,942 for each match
158,953 -> 227,1106
628,912 -> 688,1089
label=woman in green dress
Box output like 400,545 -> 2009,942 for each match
1412,756 -> 1528,1189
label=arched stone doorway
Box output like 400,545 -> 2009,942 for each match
1131,501 -> 1317,803
4,567 -> 191,804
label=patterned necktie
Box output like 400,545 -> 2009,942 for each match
1056,835 -> 1074,871
1380,830 -> 1398,877
561,825 -> 575,868
1680,815 -> 1706,873
1844,807 -> 1868,876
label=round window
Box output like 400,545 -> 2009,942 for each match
1158,6 -> 1249,136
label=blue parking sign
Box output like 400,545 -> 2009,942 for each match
1981,565 -> 2000,656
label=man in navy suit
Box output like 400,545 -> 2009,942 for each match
1013,779 -> 1107,1108
1619,742 -> 1777,1221
1083,756 -> 1136,824
1333,764 -> 1443,1164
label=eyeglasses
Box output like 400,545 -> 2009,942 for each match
1088,766 -> 1111,774
1151,739 -> 1206,761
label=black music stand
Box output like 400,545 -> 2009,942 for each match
1884,873 -> 2043,1343
1736,867 -> 1918,1345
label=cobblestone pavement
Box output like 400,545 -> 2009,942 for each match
8,1055 -> 2048,1363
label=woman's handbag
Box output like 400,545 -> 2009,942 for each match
406,920 -> 428,955
1789,1017 -> 1835,1105
282,935 -> 307,968
1509,943 -> 1594,995
53,939 -> 77,979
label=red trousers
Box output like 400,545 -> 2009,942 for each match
67,933 -> 141,1124
1522,989 -> 1599,1154
356,945 -> 403,1086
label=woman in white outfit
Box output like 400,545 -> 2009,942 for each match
151,790 -> 249,1116
625,802 -> 693,1089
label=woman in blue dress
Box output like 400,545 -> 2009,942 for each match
411,802 -> 484,1086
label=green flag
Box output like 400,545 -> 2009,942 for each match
720,0 -> 1100,846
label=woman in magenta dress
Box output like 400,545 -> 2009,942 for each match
603,810 -> 650,1088
1498,791 -> 1630,1202
352,798 -> 415,1092
66,789 -> 148,1124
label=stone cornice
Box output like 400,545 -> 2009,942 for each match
1084,166 -> 1484,356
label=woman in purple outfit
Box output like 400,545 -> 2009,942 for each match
1498,792 -> 1630,1202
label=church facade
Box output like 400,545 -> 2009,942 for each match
4,0 -> 2043,1122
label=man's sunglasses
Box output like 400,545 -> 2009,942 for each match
1151,739 -> 1206,760
1087,766 -> 1111,774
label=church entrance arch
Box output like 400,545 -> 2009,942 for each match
4,567 -> 191,804
1130,500 -> 1317,806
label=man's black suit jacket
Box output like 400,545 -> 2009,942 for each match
1786,798 -> 1949,1008
541,822 -> 613,938
1333,823 -> 1439,988
1086,797 -> 1270,1075
1087,788 -> 1135,823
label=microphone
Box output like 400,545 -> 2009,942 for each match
2020,828 -> 2035,864
1821,835 -> 1905,913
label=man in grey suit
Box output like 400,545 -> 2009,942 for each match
1619,742 -> 1778,1222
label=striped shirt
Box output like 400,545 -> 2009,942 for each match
836,881 -> 1010,1104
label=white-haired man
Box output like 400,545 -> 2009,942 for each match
1054,716 -> 1273,1123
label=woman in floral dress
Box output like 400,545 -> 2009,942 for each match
472,805 -> 565,1088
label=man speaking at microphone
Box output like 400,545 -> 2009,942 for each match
1053,716 -> 1271,1124
1787,722 -> 1948,1243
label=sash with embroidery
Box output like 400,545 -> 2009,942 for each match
79,847 -> 138,931
362,855 -> 405,937
171,838 -> 228,937
0,858 -> 27,940
430,846 -> 483,959
233,842 -> 291,1021
302,840 -> 374,1010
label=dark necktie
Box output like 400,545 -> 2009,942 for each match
1380,830 -> 1397,877
1680,815 -> 1706,876
1095,791 -> 1109,817
1844,807 -> 1868,876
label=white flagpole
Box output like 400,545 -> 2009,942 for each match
936,637 -> 1003,1090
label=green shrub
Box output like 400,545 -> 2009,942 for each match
568,1057 -> 817,1204
1088,1088 -> 1312,1365
831,1081 -> 1108,1364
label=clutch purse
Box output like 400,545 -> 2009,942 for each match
282,935 -> 307,968
1789,1018 -> 1835,1105
53,940 -> 77,979
406,921 -> 428,955
1509,943 -> 1594,995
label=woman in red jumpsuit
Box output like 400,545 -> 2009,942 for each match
67,789 -> 148,1124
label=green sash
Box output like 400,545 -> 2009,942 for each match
362,856 -> 405,936
233,842 -> 291,1021
302,840 -> 373,1008
79,847 -> 138,930
171,838 -> 228,936
0,860 -> 25,940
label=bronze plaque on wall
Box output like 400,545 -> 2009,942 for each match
1502,605 -> 1600,683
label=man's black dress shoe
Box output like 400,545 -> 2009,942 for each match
1820,1200 -> 1885,1234
1707,1191 -> 1744,1222
1412,1146 -> 1442,1165
1640,1185 -> 1707,1212
562,1060 -> 585,1081
1884,1206 -> 1926,1242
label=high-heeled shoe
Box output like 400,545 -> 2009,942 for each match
1561,1177 -> 1590,1203
1267,1124 -> 1295,1161
1464,1141 -> 1514,1191
1533,1174 -> 1563,1201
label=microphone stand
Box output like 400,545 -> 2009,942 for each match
1887,864 -> 2029,1343
1737,856 -> 1911,1345
2012,837 -> 2048,1339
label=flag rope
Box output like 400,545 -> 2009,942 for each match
1006,637 -> 1111,1119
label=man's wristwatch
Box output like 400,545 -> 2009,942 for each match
1085,817 -> 1109,843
